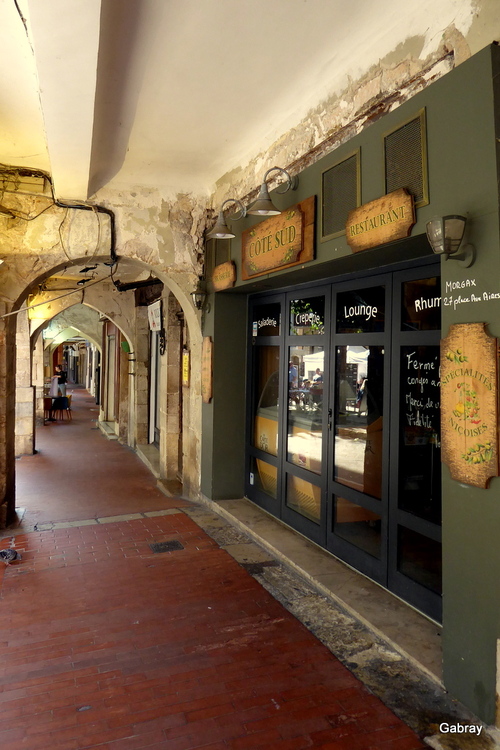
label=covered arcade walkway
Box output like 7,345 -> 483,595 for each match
0,390 -> 467,748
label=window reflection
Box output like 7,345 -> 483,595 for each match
290,297 -> 325,335
334,496 -> 381,558
334,346 -> 384,498
398,526 -> 442,594
401,277 -> 440,331
287,346 -> 323,474
286,474 -> 321,523
399,345 -> 441,524
253,346 -> 280,455
251,456 -> 278,499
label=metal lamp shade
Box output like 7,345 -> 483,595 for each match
247,182 -> 281,216
426,215 -> 466,256
206,210 -> 235,240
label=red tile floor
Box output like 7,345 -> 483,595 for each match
1,388 -> 426,749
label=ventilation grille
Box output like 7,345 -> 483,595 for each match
385,112 -> 427,206
321,153 -> 359,240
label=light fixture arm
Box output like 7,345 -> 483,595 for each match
261,167 -> 298,194
220,198 -> 246,220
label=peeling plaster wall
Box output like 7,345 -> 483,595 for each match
211,6 -> 500,209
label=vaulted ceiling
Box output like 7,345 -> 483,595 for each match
0,0 -> 491,202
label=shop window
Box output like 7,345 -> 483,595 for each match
250,456 -> 278,499
401,276 -> 440,331
286,474 -> 321,524
397,526 -> 442,594
398,345 -> 441,524
253,346 -> 280,455
334,496 -> 382,558
334,345 -> 384,499
251,302 -> 280,337
289,296 -> 325,336
336,286 -> 385,333
287,346 -> 324,474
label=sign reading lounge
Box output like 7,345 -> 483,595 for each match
346,188 -> 415,253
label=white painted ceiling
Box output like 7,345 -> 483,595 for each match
0,0 -> 480,201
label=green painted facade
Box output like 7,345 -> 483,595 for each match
202,44 -> 500,723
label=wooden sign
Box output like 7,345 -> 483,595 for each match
441,323 -> 499,488
212,261 -> 236,291
182,348 -> 190,387
346,188 -> 415,253
201,337 -> 213,403
241,196 -> 315,280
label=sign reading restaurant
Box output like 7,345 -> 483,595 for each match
241,196 -> 315,280
346,188 -> 415,253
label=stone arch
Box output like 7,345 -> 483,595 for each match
2,252 -> 202,524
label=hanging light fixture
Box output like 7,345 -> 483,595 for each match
247,167 -> 298,216
190,279 -> 207,310
426,215 -> 476,267
206,198 -> 246,240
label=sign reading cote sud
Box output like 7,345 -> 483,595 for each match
346,188 -> 415,253
241,196 -> 315,280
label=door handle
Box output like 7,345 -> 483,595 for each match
327,407 -> 333,430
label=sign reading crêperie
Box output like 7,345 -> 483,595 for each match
441,323 -> 499,488
346,188 -> 415,253
241,196 -> 315,280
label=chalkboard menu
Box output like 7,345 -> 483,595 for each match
399,345 -> 441,524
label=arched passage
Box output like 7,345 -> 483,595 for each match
3,254 -> 203,526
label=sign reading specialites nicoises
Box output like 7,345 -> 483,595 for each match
346,188 -> 415,253
241,196 -> 315,280
441,323 -> 499,488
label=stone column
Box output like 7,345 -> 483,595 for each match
15,310 -> 35,456
0,305 -> 17,527
135,307 -> 149,445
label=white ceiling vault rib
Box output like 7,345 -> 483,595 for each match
24,0 -> 103,201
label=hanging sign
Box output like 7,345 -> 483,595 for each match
201,337 -> 213,403
182,348 -> 190,387
441,323 -> 499,488
212,261 -> 236,291
147,300 -> 162,331
241,196 -> 315,280
346,188 -> 415,253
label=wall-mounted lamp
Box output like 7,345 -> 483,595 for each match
190,282 -> 207,310
206,199 -> 246,240
247,167 -> 298,216
426,215 -> 476,268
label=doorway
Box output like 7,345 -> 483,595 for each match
246,259 -> 442,621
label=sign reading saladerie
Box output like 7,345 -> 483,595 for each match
241,196 -> 315,279
346,188 -> 415,253
441,323 -> 499,488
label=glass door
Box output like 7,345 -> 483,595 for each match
281,288 -> 330,544
388,267 -> 442,621
246,259 -> 442,621
327,277 -> 391,583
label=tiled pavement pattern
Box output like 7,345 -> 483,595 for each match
0,511 -> 426,750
